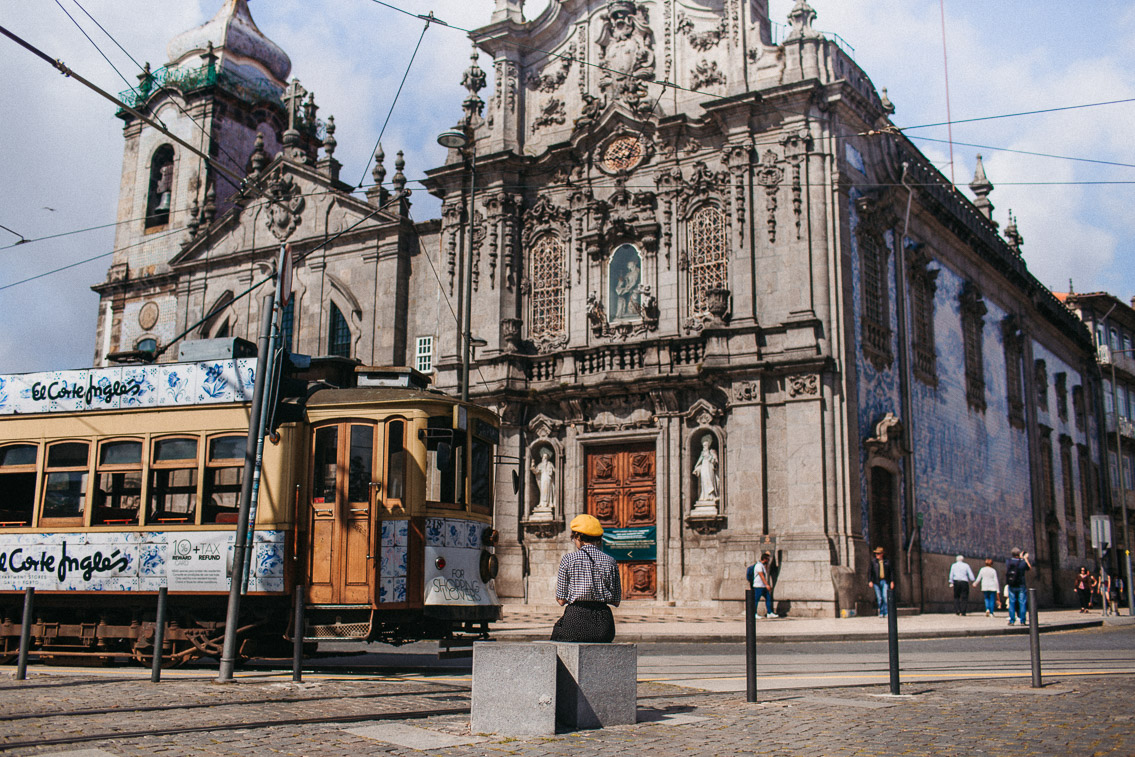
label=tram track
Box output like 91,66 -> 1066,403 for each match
0,703 -> 472,752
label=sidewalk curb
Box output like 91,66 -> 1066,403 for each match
491,619 -> 1104,644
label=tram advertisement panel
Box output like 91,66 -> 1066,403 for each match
0,531 -> 285,593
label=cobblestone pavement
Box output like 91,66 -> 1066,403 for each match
1,671 -> 1132,756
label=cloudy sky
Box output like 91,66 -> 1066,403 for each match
1,0 -> 1132,373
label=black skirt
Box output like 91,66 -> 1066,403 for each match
550,601 -> 615,643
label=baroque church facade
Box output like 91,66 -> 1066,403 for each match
93,0 -> 1106,615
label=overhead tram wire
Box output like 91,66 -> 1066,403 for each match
0,227 -> 182,293
904,135 -> 1135,171
59,0 -> 251,189
52,0 -> 137,96
897,97 -> 1135,132
0,24 -> 249,196
356,14 -> 436,189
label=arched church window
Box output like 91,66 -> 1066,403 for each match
328,303 -> 351,357
530,234 -> 565,338
687,205 -> 727,315
145,145 -> 175,228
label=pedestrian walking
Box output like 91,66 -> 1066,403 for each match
949,555 -> 976,615
550,514 -> 622,642
1074,566 -> 1096,613
973,558 -> 1000,616
747,551 -> 778,618
1005,547 -> 1032,625
1099,571 -> 1114,616
868,546 -> 894,618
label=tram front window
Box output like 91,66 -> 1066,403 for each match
204,435 -> 244,524
42,442 -> 89,522
149,438 -> 198,524
470,435 -> 493,512
386,420 -> 405,505
425,416 -> 465,506
0,444 -> 38,526
348,425 -> 373,503
94,440 -> 142,525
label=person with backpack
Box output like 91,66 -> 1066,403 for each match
1005,547 -> 1032,625
746,552 -> 777,618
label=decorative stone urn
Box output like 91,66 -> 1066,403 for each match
500,318 -> 522,352
706,287 -> 731,322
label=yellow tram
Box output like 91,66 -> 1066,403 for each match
0,357 -> 501,663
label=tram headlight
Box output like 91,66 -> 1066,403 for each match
479,551 -> 499,583
482,528 -> 499,546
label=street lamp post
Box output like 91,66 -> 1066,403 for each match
437,128 -> 476,402
1106,346 -> 1135,615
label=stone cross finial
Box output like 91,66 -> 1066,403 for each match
969,154 -> 994,221
367,144 -> 390,206
284,78 -> 308,133
461,46 -> 487,125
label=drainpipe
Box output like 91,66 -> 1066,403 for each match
895,162 -> 922,611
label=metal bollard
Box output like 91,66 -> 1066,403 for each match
886,586 -> 900,695
744,588 -> 756,703
1028,587 -> 1042,688
16,587 -> 34,681
292,584 -> 305,683
151,587 -> 168,683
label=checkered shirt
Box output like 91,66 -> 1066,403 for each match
555,543 -> 621,606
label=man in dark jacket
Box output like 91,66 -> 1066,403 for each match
868,546 -> 894,617
1005,547 -> 1032,625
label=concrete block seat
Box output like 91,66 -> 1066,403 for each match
471,641 -> 637,736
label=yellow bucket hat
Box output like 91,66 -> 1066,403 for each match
569,514 -> 604,537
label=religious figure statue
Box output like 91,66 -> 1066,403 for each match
531,447 -> 556,519
613,257 -> 640,319
597,0 -> 655,111
587,293 -> 609,337
691,434 -> 719,513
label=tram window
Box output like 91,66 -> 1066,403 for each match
312,426 -> 338,504
348,425 -> 373,503
386,421 -> 405,504
204,435 -> 244,524
425,416 -> 465,506
0,444 -> 38,526
149,438 -> 198,524
93,440 -> 142,526
470,435 -> 493,511
41,442 -> 90,522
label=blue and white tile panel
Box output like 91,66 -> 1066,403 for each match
0,359 -> 256,415
0,530 -> 285,593
421,517 -> 497,608
378,519 -> 409,604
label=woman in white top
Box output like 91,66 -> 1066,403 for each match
973,558 -> 1000,617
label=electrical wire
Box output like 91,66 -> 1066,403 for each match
0,227 -> 182,293
356,14 -> 435,189
899,97 -> 1135,132
53,0 -> 137,95
905,135 -> 1135,171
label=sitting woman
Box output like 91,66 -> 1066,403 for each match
551,514 -> 622,643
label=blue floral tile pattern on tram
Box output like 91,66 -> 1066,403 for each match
379,576 -> 407,604
425,518 -> 445,546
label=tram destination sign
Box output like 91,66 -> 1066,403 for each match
602,526 -> 657,561
0,359 -> 256,415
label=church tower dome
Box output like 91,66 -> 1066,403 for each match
165,0 -> 291,89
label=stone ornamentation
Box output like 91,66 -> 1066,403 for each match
676,13 -> 725,51
690,60 -> 726,90
756,150 -> 784,244
597,0 -> 656,115
526,44 -> 575,92
532,98 -> 566,132
787,373 -> 818,397
263,174 -> 305,241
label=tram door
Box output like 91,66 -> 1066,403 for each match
306,422 -> 380,604
585,443 -> 657,599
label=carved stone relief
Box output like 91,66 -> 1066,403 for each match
526,43 -> 576,93
597,0 -> 656,115
690,60 -> 726,90
676,13 -> 725,51
787,373 -> 819,397
532,98 -> 567,132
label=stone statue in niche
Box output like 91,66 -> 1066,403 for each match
691,434 -> 720,515
609,244 -> 642,320
530,447 -> 556,519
